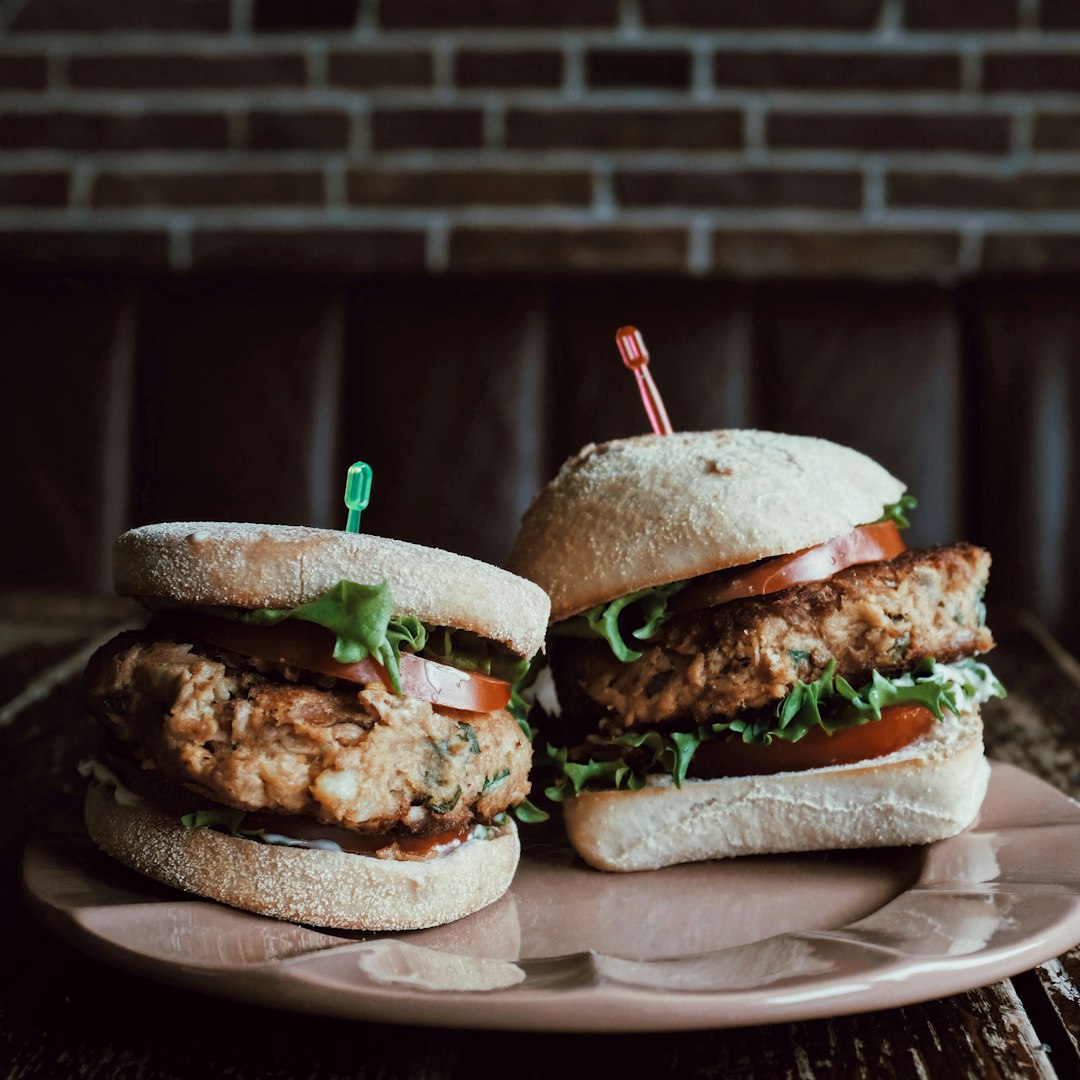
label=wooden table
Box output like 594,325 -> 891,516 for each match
2,592 -> 1078,1079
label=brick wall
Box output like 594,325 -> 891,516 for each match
2,0 -> 1080,278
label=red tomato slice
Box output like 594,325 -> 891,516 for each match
688,703 -> 936,779
193,618 -> 512,713
672,521 -> 906,614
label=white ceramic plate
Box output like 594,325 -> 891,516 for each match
22,762 -> 1080,1032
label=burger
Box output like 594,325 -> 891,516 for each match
83,522 -> 550,928
507,430 -> 1003,872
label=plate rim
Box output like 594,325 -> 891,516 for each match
21,760 -> 1080,1033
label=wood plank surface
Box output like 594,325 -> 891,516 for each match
1033,950 -> 1080,1067
0,599 -> 1077,1079
979,614 -> 1080,800
0,921 -> 1061,1080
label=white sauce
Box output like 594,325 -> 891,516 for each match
933,660 -> 1004,708
257,833 -> 345,853
78,758 -> 154,810
79,757 -> 503,858
527,663 -> 562,718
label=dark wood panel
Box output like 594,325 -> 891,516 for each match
755,285 -> 964,550
972,285 -> 1080,655
346,279 -> 549,565
6,271 -> 1079,648
545,278 -> 756,471
2,273 -> 137,591
130,280 -> 346,529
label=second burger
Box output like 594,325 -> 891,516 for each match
508,430 -> 1004,872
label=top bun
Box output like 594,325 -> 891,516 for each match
115,523 -> 550,659
507,430 -> 905,622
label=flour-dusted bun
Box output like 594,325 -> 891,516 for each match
85,784 -> 520,930
115,522 -> 549,659
508,430 -> 905,622
100,522 -> 542,929
562,707 -> 987,872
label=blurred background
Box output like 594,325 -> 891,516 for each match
3,0 -> 1079,653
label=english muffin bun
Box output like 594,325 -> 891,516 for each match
85,784 -> 520,930
508,430 -> 904,622
117,521 -> 549,658
87,520 -> 549,930
562,706 -> 988,872
511,428 -> 1001,874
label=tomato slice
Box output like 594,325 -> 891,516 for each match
672,521 -> 906,614
688,703 -> 936,779
192,618 -> 512,713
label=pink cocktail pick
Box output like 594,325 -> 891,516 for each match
615,325 -> 673,436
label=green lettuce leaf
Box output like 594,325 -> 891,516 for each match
220,580 -> 528,699
879,495 -> 918,530
512,798 -> 550,824
536,658 -> 1004,800
181,807 -> 261,837
236,579 -> 425,695
422,627 -> 530,685
508,686 -> 533,738
506,654 -> 545,738
550,580 -> 688,662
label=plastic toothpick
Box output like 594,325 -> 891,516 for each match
343,461 -> 373,533
615,325 -> 673,436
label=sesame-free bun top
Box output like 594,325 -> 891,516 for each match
115,522 -> 550,659
85,784 -> 520,931
507,430 -> 906,622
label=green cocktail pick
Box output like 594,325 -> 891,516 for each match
344,461 -> 373,533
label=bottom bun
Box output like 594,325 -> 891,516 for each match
562,706 -> 989,872
84,784 -> 520,930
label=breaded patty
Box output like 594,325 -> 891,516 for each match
553,543 -> 993,733
86,632 -> 531,836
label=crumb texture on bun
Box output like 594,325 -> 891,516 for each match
85,784 -> 520,930
561,707 -> 987,872
508,430 -> 905,622
115,522 -> 549,658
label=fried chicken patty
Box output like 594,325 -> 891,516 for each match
553,543 -> 993,733
86,631 -> 531,836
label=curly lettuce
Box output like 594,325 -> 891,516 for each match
181,807 -> 259,836
511,798 -> 550,824
233,580 -> 424,694
549,580 -> 688,662
217,579 -> 524,697
879,495 -> 918,529
423,627 -> 530,685
537,658 -> 1004,801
